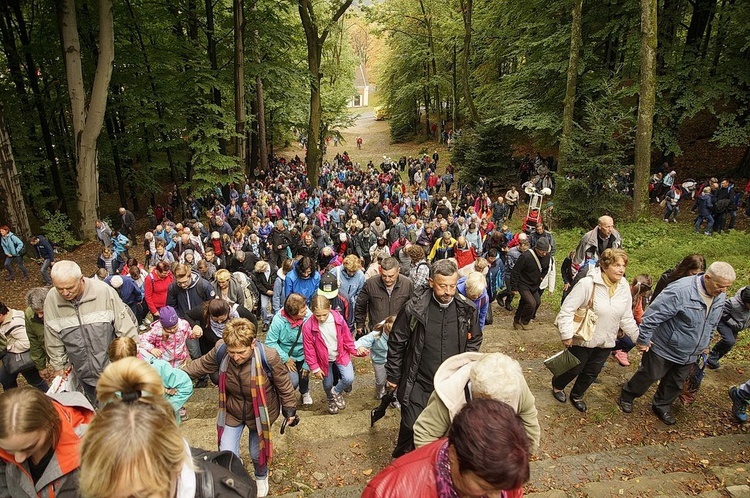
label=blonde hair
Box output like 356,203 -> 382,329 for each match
79,357 -> 189,498
215,269 -> 231,283
108,337 -> 138,362
254,260 -> 270,273
464,272 -> 487,299
222,318 -> 257,348
0,387 -> 61,451
599,248 -> 629,269
310,295 -> 331,312
343,254 -> 361,272
373,315 -> 396,337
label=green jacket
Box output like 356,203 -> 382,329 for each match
25,307 -> 49,371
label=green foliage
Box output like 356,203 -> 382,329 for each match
554,80 -> 633,228
40,211 -> 82,250
452,120 -> 517,186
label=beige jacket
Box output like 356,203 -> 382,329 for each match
0,309 -> 30,353
413,352 -> 540,453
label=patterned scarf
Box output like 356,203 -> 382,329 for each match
216,343 -> 273,468
434,441 -> 506,498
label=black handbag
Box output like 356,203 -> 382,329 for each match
3,350 -> 34,375
1,324 -> 34,375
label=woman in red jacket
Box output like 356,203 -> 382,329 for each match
144,261 -> 174,320
363,398 -> 529,498
302,295 -> 358,415
0,386 -> 95,497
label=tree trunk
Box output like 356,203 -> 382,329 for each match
684,0 -> 714,61
633,0 -> 657,218
452,43 -> 458,128
105,112 -> 128,208
298,0 -> 353,188
458,0 -> 479,124
0,103 -> 32,240
60,0 -> 114,240
249,96 -> 259,177
558,0 -> 583,176
256,75 -> 269,172
205,0 -> 226,155
234,0 -> 247,169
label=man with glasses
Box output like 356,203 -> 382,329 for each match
354,257 -> 413,339
385,259 -> 481,458
43,260 -> 138,404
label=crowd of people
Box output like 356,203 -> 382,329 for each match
1,149 -> 749,498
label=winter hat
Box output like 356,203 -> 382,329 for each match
535,238 -> 551,252
339,233 -> 347,242
211,231 -> 220,239
110,275 -> 123,289
318,272 -> 339,299
159,306 -> 179,328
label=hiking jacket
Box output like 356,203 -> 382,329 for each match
104,275 -> 143,306
182,341 -> 296,427
456,277 -> 489,330
272,269 -> 287,314
412,352 -> 540,453
1,231 -> 24,257
0,309 -> 30,354
638,275 -> 725,365
0,392 -> 94,498
554,268 -> 639,348
166,271 -> 217,318
252,264 -> 278,296
212,276 -> 246,308
25,307 -> 49,370
571,226 -> 622,271
386,290 -> 481,405
354,274 -> 414,331
361,439 -> 523,498
302,310 -> 357,377
44,278 -> 138,385
284,267 -> 321,303
33,235 -> 55,261
264,309 -> 312,365
144,268 -> 175,315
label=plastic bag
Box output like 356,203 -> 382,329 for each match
47,367 -> 79,394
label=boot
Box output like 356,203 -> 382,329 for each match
504,295 -> 514,311
706,351 -> 721,369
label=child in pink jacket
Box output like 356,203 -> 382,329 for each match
302,295 -> 358,415
138,306 -> 192,368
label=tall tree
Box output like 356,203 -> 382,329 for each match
558,0 -> 583,175
234,0 -> 247,169
633,0 -> 657,217
59,0 -> 114,239
0,103 -> 31,240
457,0 -> 478,123
298,0 -> 353,187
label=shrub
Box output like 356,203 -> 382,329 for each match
40,211 -> 82,250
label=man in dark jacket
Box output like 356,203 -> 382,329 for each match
385,259 -> 481,458
510,238 -> 551,330
269,221 -> 292,267
119,207 -> 137,243
355,257 -> 413,338
30,235 -> 55,285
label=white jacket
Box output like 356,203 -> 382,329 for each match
555,268 -> 639,348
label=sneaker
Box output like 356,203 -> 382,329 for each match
327,399 -> 339,414
613,350 -> 630,366
332,392 -> 346,410
672,219 -> 677,223
663,219 -> 669,222
706,356 -> 720,370
390,400 -> 401,409
138,324 -> 148,332
729,386 -> 748,423
179,407 -> 189,420
302,392 -> 313,405
256,477 -> 269,497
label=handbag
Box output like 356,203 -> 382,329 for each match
1,324 -> 35,375
3,350 -> 34,375
572,282 -> 598,341
544,348 -> 581,377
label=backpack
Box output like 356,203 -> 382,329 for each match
192,448 -> 257,498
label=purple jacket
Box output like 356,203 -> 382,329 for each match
302,309 -> 357,376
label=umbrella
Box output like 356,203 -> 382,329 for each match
370,388 -> 396,427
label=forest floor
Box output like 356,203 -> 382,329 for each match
2,109 -> 749,496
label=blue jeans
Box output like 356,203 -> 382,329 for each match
322,361 -> 354,399
219,423 -> 267,478
40,258 -> 53,285
4,255 -> 28,279
694,214 -> 713,233
288,360 -> 310,395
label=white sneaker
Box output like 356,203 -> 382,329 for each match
302,392 -> 313,405
256,477 -> 269,497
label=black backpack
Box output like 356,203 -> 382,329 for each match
192,448 -> 258,498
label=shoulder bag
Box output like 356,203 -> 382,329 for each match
572,281 -> 598,342
2,325 -> 35,375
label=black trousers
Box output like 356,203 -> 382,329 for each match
552,346 -> 612,399
621,350 -> 693,410
710,322 -> 737,359
392,382 -> 431,458
514,289 -> 540,325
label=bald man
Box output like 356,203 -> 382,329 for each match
570,216 -> 621,277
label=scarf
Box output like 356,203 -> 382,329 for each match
210,306 -> 240,337
216,344 -> 273,468
601,273 -> 618,298
434,441 -> 506,498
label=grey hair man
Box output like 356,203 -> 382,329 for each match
619,262 -> 736,425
